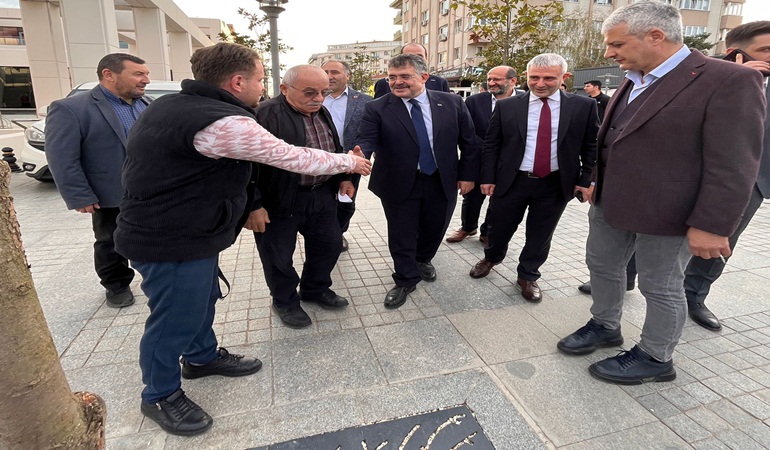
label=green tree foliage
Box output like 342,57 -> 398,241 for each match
344,47 -> 380,92
451,0 -> 564,81
683,33 -> 715,54
550,8 -> 610,70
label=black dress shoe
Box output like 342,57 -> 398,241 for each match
106,287 -> 135,308
417,261 -> 436,282
301,290 -> 349,310
589,345 -> 676,385
688,301 -> 722,331
557,318 -> 624,355
181,347 -> 263,379
272,304 -> 312,328
141,389 -> 213,436
341,236 -> 349,252
577,281 -> 635,294
384,285 -> 416,309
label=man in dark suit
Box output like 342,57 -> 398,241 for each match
322,59 -> 373,252
469,54 -> 598,303
583,80 -> 611,122
557,2 -> 765,385
253,65 -> 354,329
683,21 -> 770,331
46,53 -> 152,308
446,65 -> 519,245
358,54 -> 478,309
373,43 -> 450,99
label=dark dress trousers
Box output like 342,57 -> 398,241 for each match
358,90 -> 478,287
481,91 -> 598,280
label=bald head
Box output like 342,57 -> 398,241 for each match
280,65 -> 330,115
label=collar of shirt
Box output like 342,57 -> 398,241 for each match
625,45 -> 690,87
324,86 -> 349,103
527,89 -> 561,105
402,89 -> 429,108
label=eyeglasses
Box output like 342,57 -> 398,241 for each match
486,77 -> 511,83
388,74 -> 418,82
288,85 -> 334,98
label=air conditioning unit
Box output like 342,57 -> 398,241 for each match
440,8 -> 449,15
438,34 -> 448,41
421,20 -> 428,26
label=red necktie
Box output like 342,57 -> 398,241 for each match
533,97 -> 551,178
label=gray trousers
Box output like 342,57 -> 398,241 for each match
586,206 -> 692,362
684,187 -> 764,303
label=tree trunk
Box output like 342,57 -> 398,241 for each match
0,162 -> 106,449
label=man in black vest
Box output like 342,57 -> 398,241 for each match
114,43 -> 371,437
683,21 -> 770,331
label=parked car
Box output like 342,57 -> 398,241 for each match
21,81 -> 182,181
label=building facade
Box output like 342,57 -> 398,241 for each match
308,40 -> 401,76
390,0 -> 744,86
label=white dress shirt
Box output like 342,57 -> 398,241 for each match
520,90 -> 561,172
323,86 -> 348,148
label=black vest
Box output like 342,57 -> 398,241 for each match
115,80 -> 256,262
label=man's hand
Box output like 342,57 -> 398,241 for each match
347,145 -> 372,175
339,180 -> 356,198
735,52 -> 770,76
244,208 -> 270,233
76,203 -> 100,213
687,227 -> 731,260
481,184 -> 495,196
457,181 -> 474,195
573,185 -> 591,203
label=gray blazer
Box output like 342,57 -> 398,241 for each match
46,86 -> 150,209
756,82 -> 770,199
342,87 -> 373,151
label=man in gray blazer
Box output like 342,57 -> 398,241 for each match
322,59 -> 373,251
557,2 -> 765,385
46,53 -> 152,308
683,21 -> 770,331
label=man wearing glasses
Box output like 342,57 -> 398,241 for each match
373,43 -> 450,99
446,66 -> 520,246
252,65 -> 355,328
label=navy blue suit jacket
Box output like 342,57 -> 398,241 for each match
358,90 -> 479,202
46,86 -> 150,209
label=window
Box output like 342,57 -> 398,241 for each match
454,19 -> 463,33
468,16 -> 487,28
454,47 -> 460,60
438,52 -> 445,64
403,1 -> 409,12
724,2 -> 742,16
0,27 -> 25,45
563,0 -> 579,3
476,46 -> 483,56
680,0 -> 710,11
684,25 -> 707,36
405,21 -> 410,32
439,25 -> 449,37
440,0 -> 450,14
422,34 -> 429,45
595,0 -> 611,4
421,10 -> 430,25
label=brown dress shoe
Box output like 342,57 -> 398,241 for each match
446,228 -> 477,243
478,235 -> 489,246
517,278 -> 542,303
470,259 -> 497,278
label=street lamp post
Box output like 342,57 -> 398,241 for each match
259,0 -> 288,98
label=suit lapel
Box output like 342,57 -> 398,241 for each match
557,92 -> 573,147
387,94 -> 419,145
344,89 -> 358,129
92,87 -> 128,148
427,90 -> 444,142
598,80 -> 632,145
617,51 -> 704,141
516,93 -> 528,140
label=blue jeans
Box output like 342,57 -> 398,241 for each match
133,257 -> 221,404
586,206 -> 692,362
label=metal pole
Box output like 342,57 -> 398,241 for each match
259,2 -> 286,98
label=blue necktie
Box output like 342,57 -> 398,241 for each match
408,98 -> 437,175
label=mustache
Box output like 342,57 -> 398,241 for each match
307,102 -> 323,107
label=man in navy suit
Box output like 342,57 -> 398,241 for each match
322,59 -> 373,251
469,54 -> 598,304
446,66 -> 519,245
373,43 -> 450,99
358,54 -> 478,308
46,53 -> 152,308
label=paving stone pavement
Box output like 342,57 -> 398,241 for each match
9,171 -> 770,449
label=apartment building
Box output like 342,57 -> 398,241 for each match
308,40 -> 401,76
390,0 -> 744,86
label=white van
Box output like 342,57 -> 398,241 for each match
21,81 -> 182,181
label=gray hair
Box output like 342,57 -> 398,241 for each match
526,53 -> 568,75
282,65 -> 326,86
388,54 -> 428,75
602,1 -> 683,44
322,59 -> 351,75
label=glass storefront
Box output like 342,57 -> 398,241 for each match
0,66 -> 35,109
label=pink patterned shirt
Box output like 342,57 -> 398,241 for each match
193,116 -> 355,175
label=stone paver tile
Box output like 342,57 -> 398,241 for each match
691,437 -> 732,450
732,394 -> 770,420
686,406 -> 733,434
560,422 -> 690,450
740,422 -> 770,447
681,382 -> 722,405
636,393 -> 681,419
659,386 -> 702,411
716,429 -> 767,450
722,371 -> 765,393
701,376 -> 747,397
742,367 -> 770,388
662,413 -> 712,443
708,398 -> 758,427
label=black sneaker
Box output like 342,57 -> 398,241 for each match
106,287 -> 135,308
557,318 -> 624,355
140,389 -> 213,436
589,345 -> 676,385
181,347 -> 263,379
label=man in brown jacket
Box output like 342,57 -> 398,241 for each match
556,1 -> 766,385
